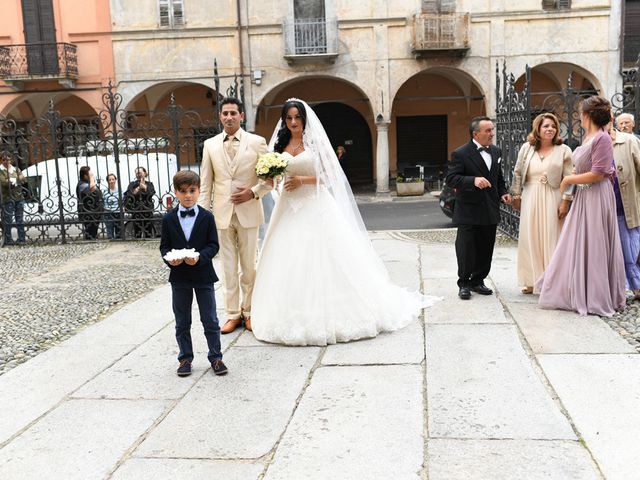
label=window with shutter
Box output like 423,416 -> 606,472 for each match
422,0 -> 455,13
21,0 -> 58,76
172,0 -> 184,26
542,0 -> 571,10
440,0 -> 456,13
294,0 -> 325,20
422,0 -> 438,13
624,0 -> 640,64
158,0 -> 184,28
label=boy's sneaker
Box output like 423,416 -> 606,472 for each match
211,359 -> 228,376
177,359 -> 192,377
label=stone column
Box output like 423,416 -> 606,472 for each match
375,121 -> 390,195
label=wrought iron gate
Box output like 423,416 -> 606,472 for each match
0,69 -> 244,245
495,58 -> 640,239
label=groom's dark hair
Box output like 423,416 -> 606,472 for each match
220,97 -> 244,113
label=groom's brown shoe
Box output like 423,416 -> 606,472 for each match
221,318 -> 242,334
244,316 -> 252,332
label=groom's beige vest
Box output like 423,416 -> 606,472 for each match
198,128 -> 270,229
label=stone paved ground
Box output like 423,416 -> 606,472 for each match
1,232 -> 639,479
0,241 -> 168,375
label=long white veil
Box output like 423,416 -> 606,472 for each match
267,98 -> 370,241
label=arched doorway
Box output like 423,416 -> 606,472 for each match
123,81 -> 221,169
392,68 -> 486,184
514,63 -> 601,143
256,76 -> 375,185
311,103 -> 372,185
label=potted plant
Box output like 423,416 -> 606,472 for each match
396,173 -> 425,196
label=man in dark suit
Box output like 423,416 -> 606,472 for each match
446,116 -> 512,300
160,170 -> 227,377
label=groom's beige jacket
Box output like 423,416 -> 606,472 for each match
198,128 -> 270,229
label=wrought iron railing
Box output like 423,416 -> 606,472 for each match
613,57 -> 640,131
413,14 -> 469,51
494,57 -> 640,240
0,43 -> 78,80
0,77 -> 258,245
0,46 -> 10,77
283,18 -> 338,56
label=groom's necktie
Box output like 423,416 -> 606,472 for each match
225,134 -> 238,159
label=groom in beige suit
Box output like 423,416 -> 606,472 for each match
198,98 -> 270,333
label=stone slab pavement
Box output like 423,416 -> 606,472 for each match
1,232 -> 638,479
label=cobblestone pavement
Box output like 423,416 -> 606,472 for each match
397,228 -> 640,353
0,241 -> 168,376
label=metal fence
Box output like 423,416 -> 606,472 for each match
495,58 -> 640,239
0,74 -> 245,246
0,43 -> 78,80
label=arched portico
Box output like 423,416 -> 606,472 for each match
391,67 -> 486,185
512,62 -> 601,141
256,76 -> 376,186
514,62 -> 601,106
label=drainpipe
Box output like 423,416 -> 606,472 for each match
236,0 -> 245,88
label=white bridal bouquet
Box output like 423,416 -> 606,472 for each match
256,152 -> 288,178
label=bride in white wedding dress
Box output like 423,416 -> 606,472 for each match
251,99 -> 437,346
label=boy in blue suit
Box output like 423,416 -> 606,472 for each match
160,170 -> 227,377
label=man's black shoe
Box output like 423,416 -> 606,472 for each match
470,283 -> 493,295
458,287 -> 471,300
211,359 -> 228,376
177,359 -> 192,377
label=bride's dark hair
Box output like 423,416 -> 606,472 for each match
273,99 -> 307,153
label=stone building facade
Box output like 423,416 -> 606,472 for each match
1,0 -> 631,192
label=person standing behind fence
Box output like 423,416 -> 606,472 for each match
609,124 -> 640,298
537,96 -> 625,316
446,116 -> 511,301
76,166 -> 103,240
511,113 -> 573,294
0,151 -> 27,245
616,113 -> 640,141
125,166 -> 156,238
102,173 -> 122,239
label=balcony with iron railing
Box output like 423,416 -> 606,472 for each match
0,42 -> 78,89
412,14 -> 470,56
283,18 -> 338,65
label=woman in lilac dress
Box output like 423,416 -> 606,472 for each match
536,96 -> 625,316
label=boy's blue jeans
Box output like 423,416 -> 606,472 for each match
171,283 -> 222,363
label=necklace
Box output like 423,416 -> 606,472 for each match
538,146 -> 553,160
292,140 -> 303,153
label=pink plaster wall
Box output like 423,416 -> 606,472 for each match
0,0 -> 114,117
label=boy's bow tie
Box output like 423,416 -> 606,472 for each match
180,209 -> 196,218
